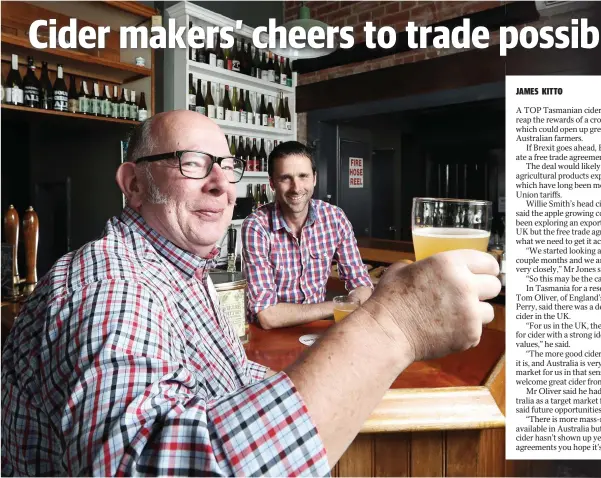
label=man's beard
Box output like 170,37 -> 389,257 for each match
144,164 -> 168,205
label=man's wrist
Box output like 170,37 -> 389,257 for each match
358,298 -> 416,368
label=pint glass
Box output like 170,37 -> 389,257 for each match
412,198 -> 492,261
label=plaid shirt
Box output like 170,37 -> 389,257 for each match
1,207 -> 329,477
242,200 -> 372,318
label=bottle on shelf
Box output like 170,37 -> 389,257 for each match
227,225 -> 237,273
91,82 -> 100,116
245,137 -> 252,170
188,73 -> 196,111
101,85 -> 111,117
285,58 -> 293,87
229,134 -> 237,157
39,61 -> 53,110
138,92 -> 148,121
188,21 -> 195,61
244,90 -> 253,125
5,54 -> 23,106
230,38 -> 239,72
23,56 -> 40,108
259,139 -> 268,172
216,33 -> 225,68
231,87 -> 239,122
1,73 -> 6,103
195,43 -> 205,63
284,96 -> 292,130
252,47 -> 261,79
241,39 -> 251,75
238,88 -> 246,123
251,138 -> 260,172
78,80 -> 89,114
237,136 -> 246,163
205,81 -> 215,119
67,75 -> 78,113
260,94 -> 267,126
234,38 -> 244,73
119,87 -> 129,119
280,57 -> 287,86
195,78 -> 205,115
254,184 -> 262,208
52,64 -> 68,112
215,83 -> 224,120
206,33 -> 216,66
267,52 -> 275,83
261,184 -> 269,205
274,55 -> 281,84
260,52 -> 269,82
267,96 -> 275,127
223,85 -> 232,121
129,90 -> 138,120
275,94 -> 282,129
224,44 -> 232,71
247,183 -> 253,198
111,85 -> 119,118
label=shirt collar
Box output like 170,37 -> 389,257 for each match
271,200 -> 318,233
120,206 -> 219,280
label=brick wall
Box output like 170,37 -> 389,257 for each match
283,1 -> 507,85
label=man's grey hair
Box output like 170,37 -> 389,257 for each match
126,117 -> 168,204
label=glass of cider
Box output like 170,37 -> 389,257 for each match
412,198 -> 492,261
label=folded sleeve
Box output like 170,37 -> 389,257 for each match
49,280 -> 329,476
334,209 -> 373,291
242,217 -> 279,318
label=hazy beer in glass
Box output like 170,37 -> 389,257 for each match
412,198 -> 492,260
333,295 -> 360,322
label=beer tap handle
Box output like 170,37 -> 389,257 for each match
4,205 -> 20,281
22,206 -> 39,295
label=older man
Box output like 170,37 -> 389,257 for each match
2,111 -> 501,477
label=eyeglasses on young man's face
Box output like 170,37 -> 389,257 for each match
134,150 -> 246,183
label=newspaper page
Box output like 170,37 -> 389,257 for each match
506,76 -> 601,459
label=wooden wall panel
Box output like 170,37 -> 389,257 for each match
478,428 -> 505,477
337,434 -> 373,477
445,430 -> 480,477
373,433 -> 410,477
410,431 -> 444,477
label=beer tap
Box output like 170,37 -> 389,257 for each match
22,206 -> 39,295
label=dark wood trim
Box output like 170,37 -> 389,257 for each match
296,42 -> 601,113
294,1 -> 540,74
102,1 -> 159,19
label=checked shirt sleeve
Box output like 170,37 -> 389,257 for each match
50,280 -> 329,476
334,209 -> 373,292
242,217 -> 279,318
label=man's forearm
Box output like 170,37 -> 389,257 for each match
285,301 -> 411,469
257,302 -> 336,329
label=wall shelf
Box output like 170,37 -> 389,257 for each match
188,60 -> 294,95
1,33 -> 151,84
214,118 -> 293,139
1,103 -> 140,126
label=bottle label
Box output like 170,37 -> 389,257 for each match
281,74 -> 287,85
255,113 -> 261,125
261,71 -> 269,82
130,105 -> 138,120
188,94 -> 196,110
262,113 -> 268,126
232,60 -> 240,72
8,87 -> 23,104
195,106 -> 206,115
287,77 -> 292,87
286,120 -> 292,131
138,109 -> 148,121
53,90 -> 68,111
209,53 -> 216,67
232,110 -> 240,123
217,59 -> 224,69
225,109 -> 233,122
111,102 -> 119,118
268,71 -> 275,83
247,113 -> 254,125
91,98 -> 100,115
268,116 -> 275,127
207,104 -> 216,119
240,111 -> 247,123
217,106 -> 224,120
68,98 -> 78,113
119,102 -> 128,118
101,99 -> 111,116
227,59 -> 233,70
24,86 -> 39,104
79,96 -> 89,113
274,115 -> 280,129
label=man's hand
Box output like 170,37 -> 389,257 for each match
362,250 -> 501,363
348,286 -> 372,304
